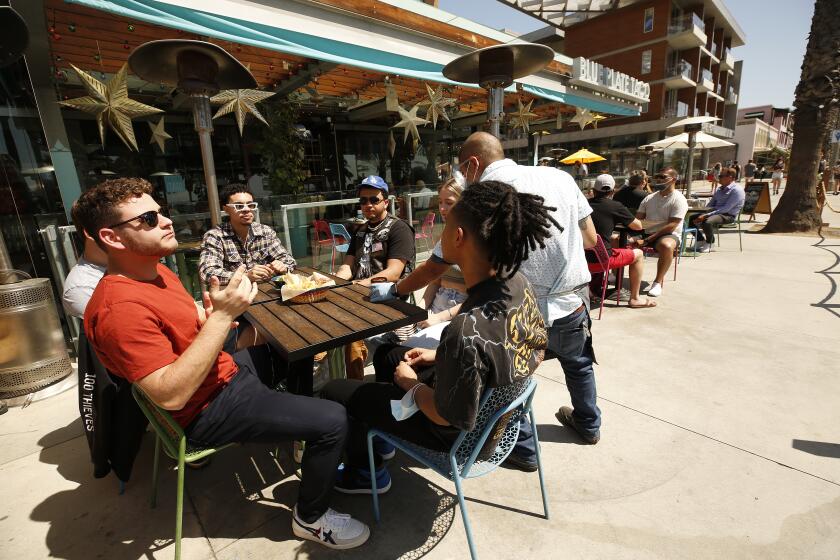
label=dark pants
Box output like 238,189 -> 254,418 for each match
696,214 -> 734,244
223,324 -> 314,396
186,352 -> 347,523
321,344 -> 458,469
514,305 -> 599,459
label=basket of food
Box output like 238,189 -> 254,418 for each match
277,271 -> 336,303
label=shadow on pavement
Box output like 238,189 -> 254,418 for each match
792,439 -> 840,459
536,423 -> 590,445
30,420 -> 456,559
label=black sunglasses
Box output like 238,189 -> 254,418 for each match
653,174 -> 671,180
359,196 -> 384,205
108,209 -> 163,229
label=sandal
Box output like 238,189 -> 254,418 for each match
628,298 -> 657,309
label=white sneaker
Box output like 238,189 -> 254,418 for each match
294,440 -> 305,464
647,282 -> 662,297
697,242 -> 711,253
292,506 -> 370,549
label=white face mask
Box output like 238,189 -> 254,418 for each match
390,384 -> 422,421
451,169 -> 467,191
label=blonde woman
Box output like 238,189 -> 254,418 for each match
402,178 -> 468,348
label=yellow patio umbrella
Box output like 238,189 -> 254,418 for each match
559,148 -> 606,164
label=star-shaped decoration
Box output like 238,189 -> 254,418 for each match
210,89 -> 276,135
388,129 -> 396,158
392,104 -> 429,146
148,117 -> 172,152
417,83 -> 455,129
508,98 -> 539,133
58,63 -> 163,151
570,107 -> 595,130
591,113 -> 608,128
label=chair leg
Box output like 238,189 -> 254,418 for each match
367,431 -> 381,523
614,267 -> 623,307
597,271 -> 607,320
450,456 -> 479,560
673,250 -> 678,281
529,407 -> 550,520
175,437 -> 186,560
151,434 -> 161,508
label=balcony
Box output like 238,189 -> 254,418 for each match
720,49 -> 735,71
697,69 -> 714,93
725,89 -> 739,105
664,101 -> 690,119
667,13 -> 706,49
663,60 -> 696,89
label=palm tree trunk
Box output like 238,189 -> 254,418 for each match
763,0 -> 839,233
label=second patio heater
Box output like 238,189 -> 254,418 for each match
442,44 -> 554,138
129,40 -> 257,226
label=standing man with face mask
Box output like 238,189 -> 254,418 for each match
381,132 -> 600,470
635,167 -> 689,297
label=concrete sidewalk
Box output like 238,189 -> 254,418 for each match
1,196 -> 839,559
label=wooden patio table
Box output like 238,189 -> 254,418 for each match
244,267 -> 427,362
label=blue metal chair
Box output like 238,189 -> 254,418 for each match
366,377 -> 548,560
328,223 -> 352,273
681,226 -> 699,258
712,211 -> 743,251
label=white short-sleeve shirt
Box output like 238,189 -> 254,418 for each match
480,159 -> 592,324
638,189 -> 689,237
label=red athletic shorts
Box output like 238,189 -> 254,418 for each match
588,248 -> 636,272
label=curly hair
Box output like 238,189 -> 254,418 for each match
219,183 -> 251,206
450,180 -> 561,279
73,178 -> 153,244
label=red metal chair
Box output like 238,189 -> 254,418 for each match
585,235 -> 612,320
312,219 -> 334,266
415,212 -> 436,251
641,242 -> 679,281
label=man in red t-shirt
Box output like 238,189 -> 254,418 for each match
76,178 -> 368,550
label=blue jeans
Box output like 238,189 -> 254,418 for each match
514,305 -> 599,459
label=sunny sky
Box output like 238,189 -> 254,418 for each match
438,0 -> 813,110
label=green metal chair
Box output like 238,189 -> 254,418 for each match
131,385 -> 236,560
713,211 -> 743,251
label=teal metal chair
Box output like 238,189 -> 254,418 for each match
131,385 -> 236,560
366,377 -> 548,560
681,226 -> 699,258
712,211 -> 743,251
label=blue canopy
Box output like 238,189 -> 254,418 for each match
66,0 -> 640,116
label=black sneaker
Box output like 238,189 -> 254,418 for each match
503,452 -> 538,472
555,406 -> 600,444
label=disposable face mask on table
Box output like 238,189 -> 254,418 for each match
391,383 -> 422,421
369,282 -> 397,302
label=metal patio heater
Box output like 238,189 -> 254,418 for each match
442,44 -> 554,138
129,40 -> 257,226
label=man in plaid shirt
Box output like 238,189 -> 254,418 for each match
199,183 -> 296,286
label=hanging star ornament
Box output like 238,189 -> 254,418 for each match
58,63 -> 162,151
570,107 -> 595,130
417,83 -> 455,129
591,113 -> 607,128
209,89 -> 276,135
148,117 -> 172,152
508,98 -> 539,133
392,104 -> 429,146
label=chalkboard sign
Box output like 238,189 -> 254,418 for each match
743,181 -> 771,218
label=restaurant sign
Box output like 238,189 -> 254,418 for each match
570,57 -> 651,104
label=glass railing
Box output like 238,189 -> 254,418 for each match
722,48 -> 732,63
669,13 -> 705,35
667,60 -> 693,80
664,101 -> 690,118
701,69 -> 713,83
715,83 -> 723,95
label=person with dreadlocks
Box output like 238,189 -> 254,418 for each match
320,181 -> 551,494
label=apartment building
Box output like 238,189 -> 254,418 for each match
508,0 -> 746,175
735,105 -> 794,162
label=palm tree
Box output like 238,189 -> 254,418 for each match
763,0 -> 839,233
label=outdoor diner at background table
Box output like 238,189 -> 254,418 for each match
245,267 -> 427,363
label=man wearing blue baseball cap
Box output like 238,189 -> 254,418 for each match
335,175 -> 415,379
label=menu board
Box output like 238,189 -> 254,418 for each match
743,181 -> 772,217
